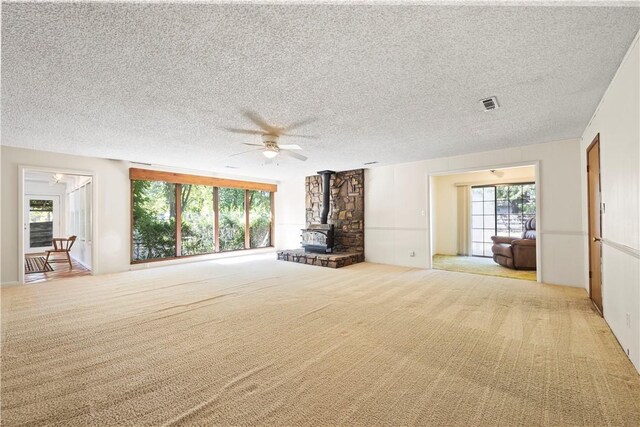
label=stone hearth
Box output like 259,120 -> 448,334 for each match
277,250 -> 364,269
279,168 -> 365,269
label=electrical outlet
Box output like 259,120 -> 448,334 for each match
409,251 -> 415,257
626,313 -> 631,328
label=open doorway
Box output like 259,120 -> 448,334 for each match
586,135 -> 603,314
430,165 -> 539,281
21,169 -> 93,284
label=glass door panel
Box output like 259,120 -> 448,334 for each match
496,183 -> 536,238
25,195 -> 60,253
471,186 -> 496,257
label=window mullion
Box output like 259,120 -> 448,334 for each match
270,192 -> 275,247
214,187 -> 219,253
176,184 -> 182,257
244,190 -> 250,249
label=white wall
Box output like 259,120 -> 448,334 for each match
275,139 -> 584,286
432,166 -> 535,255
362,138 -> 585,287
1,146 -> 278,285
274,176 -> 306,250
24,180 -> 67,200
580,32 -> 639,372
366,160 -> 432,270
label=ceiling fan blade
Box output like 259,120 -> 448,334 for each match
279,144 -> 302,150
242,143 -> 264,147
281,133 -> 319,139
284,117 -> 317,132
243,110 -> 278,134
282,150 -> 307,162
229,148 -> 263,157
223,127 -> 264,135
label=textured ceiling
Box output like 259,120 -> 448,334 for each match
2,3 -> 639,180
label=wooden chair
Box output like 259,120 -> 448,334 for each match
45,236 -> 77,270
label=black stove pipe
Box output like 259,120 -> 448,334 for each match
317,170 -> 335,224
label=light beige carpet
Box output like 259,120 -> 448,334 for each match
433,254 -> 538,281
1,257 -> 639,426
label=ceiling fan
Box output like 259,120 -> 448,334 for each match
225,111 -> 317,162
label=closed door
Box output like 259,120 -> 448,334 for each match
24,195 -> 61,253
587,135 -> 603,315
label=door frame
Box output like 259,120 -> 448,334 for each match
18,166 -> 98,285
586,134 -> 603,315
24,194 -> 62,253
426,160 -> 542,283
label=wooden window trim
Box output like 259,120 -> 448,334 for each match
129,168 -> 277,193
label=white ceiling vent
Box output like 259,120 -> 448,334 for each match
481,96 -> 499,111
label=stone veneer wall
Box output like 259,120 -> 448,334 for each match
305,169 -> 364,253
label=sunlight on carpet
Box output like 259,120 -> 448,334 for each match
433,254 -> 537,281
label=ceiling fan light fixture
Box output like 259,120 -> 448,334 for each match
226,115 -> 309,162
263,149 -> 278,159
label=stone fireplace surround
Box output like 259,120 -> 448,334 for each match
277,168 -> 365,268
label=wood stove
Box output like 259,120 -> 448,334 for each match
301,170 -> 335,254
301,224 -> 335,254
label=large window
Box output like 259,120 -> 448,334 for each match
496,184 -> 535,237
130,169 -> 275,263
180,185 -> 215,256
249,190 -> 272,248
218,187 -> 246,252
471,183 -> 535,257
132,181 -> 177,261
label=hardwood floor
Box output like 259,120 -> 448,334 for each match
24,254 -> 91,284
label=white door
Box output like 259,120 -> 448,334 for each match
24,195 -> 61,253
